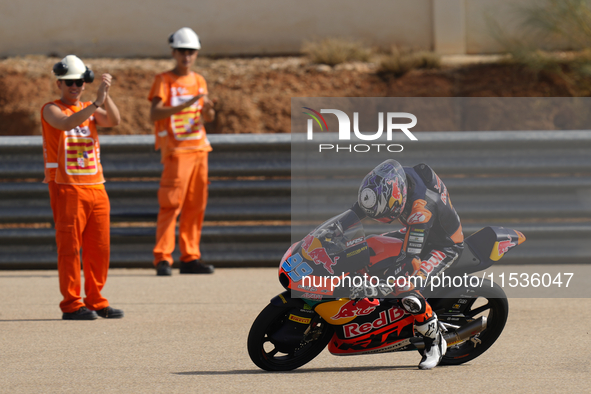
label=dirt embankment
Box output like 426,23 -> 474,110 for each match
0,55 -> 581,136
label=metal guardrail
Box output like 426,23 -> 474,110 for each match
0,134 -> 290,269
1,131 -> 590,268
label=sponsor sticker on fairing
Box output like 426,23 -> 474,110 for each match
497,236 -> 516,255
301,234 -> 339,274
301,293 -> 323,300
346,237 -> 364,247
332,299 -> 378,320
342,307 -> 406,338
289,314 -> 312,324
347,245 -> 368,257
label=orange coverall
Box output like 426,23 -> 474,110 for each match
148,71 -> 212,265
41,100 -> 110,313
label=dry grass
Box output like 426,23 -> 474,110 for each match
301,38 -> 372,66
486,0 -> 591,94
521,0 -> 591,49
492,0 -> 591,74
505,47 -> 591,73
376,47 -> 441,77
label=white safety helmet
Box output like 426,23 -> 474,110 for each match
52,55 -> 94,82
168,27 -> 201,50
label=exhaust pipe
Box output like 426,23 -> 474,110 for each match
444,316 -> 487,347
411,317 -> 487,350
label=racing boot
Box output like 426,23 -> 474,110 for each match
416,315 -> 446,370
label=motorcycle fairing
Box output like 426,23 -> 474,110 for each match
270,290 -> 306,308
329,335 -> 415,356
299,210 -> 370,277
281,210 -> 372,299
445,226 -> 526,277
362,235 -> 404,274
314,298 -> 380,325
327,301 -> 416,355
489,228 -> 526,261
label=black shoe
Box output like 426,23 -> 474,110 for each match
62,306 -> 98,321
95,306 -> 124,319
156,261 -> 172,276
179,259 -> 214,274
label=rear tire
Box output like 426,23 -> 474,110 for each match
247,303 -> 333,371
429,279 -> 509,366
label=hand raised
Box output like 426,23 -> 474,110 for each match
95,73 -> 113,106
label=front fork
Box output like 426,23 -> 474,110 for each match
303,314 -> 325,342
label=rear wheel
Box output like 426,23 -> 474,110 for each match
430,279 -> 509,366
247,303 -> 333,371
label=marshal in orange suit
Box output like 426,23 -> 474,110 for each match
149,27 -> 215,276
41,55 -> 123,320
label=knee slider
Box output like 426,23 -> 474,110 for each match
401,295 -> 425,314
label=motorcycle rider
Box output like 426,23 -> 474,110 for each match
351,159 -> 464,370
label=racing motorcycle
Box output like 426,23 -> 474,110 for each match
247,209 -> 525,371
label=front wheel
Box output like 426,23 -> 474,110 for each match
247,303 -> 333,371
430,279 -> 509,366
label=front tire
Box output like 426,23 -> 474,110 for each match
247,303 -> 333,371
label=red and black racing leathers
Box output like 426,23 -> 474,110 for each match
352,163 -> 464,322
387,163 -> 464,284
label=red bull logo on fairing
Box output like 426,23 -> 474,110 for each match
342,307 -> 406,338
490,234 -> 519,261
301,234 -> 339,274
332,299 -> 379,320
497,236 -> 516,255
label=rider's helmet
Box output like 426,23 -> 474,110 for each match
357,159 -> 407,223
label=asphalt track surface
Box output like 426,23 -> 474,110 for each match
1,266 -> 590,394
